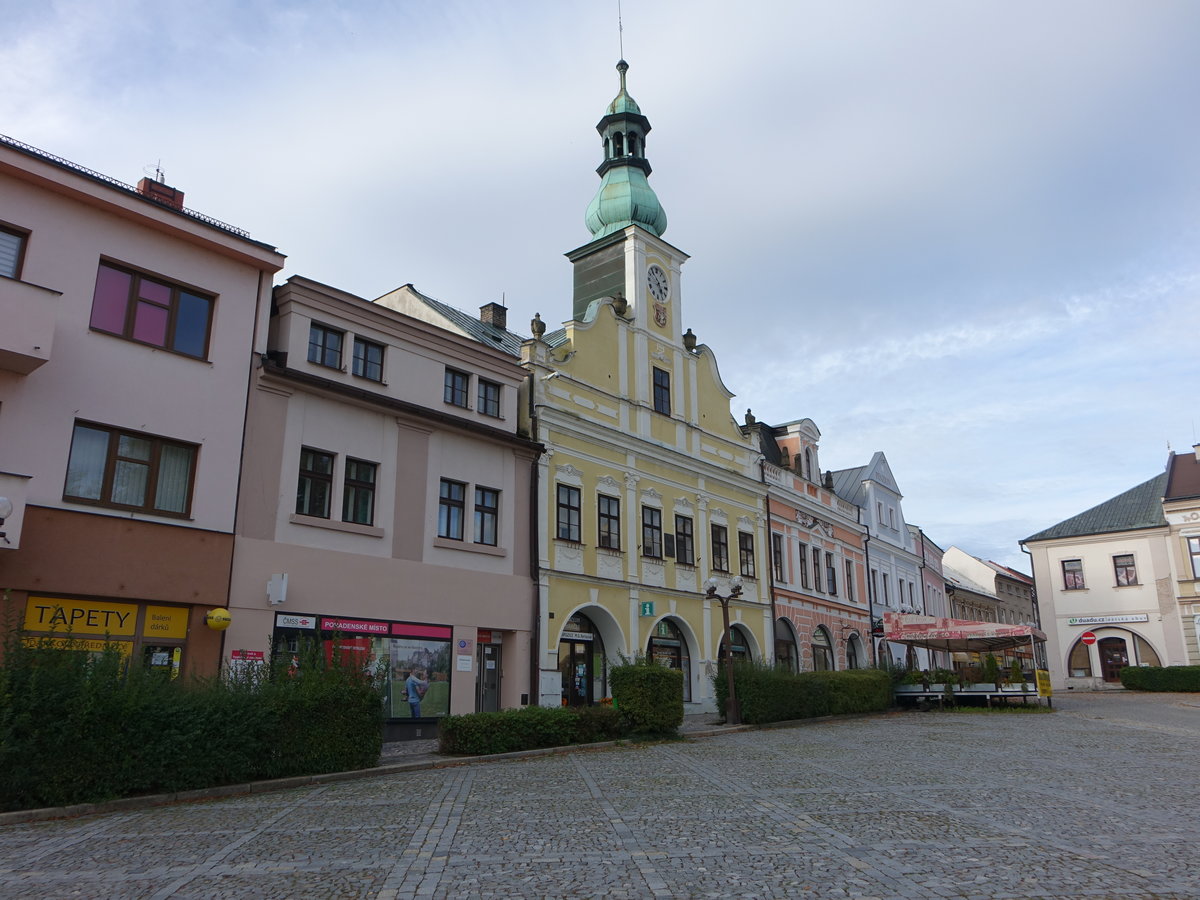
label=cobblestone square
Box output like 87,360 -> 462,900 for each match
2,693 -> 1198,899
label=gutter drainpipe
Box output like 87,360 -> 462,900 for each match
1019,542 -> 1042,669
861,506 -> 876,668
760,457 -> 778,664
527,366 -> 542,706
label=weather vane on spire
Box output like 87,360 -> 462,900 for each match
618,0 -> 624,59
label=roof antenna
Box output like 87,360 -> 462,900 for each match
618,0 -> 624,59
501,291 -> 507,309
143,160 -> 166,183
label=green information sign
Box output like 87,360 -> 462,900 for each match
639,601 -> 655,617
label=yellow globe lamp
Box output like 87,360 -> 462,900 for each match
205,608 -> 232,631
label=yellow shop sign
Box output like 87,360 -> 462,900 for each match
25,597 -> 139,637
143,605 -> 189,639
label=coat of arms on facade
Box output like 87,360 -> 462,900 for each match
654,302 -> 668,327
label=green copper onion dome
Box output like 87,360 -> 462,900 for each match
585,60 -> 667,239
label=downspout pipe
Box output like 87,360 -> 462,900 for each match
861,510 -> 876,668
527,366 -> 541,706
760,457 -> 778,664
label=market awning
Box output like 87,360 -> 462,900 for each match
882,612 -> 1046,652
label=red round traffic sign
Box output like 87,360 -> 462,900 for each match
1081,631 -> 1097,645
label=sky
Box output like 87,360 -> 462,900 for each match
5,0 -> 1199,572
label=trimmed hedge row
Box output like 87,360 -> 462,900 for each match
440,657 -> 683,755
713,662 -> 892,724
438,705 -> 623,755
1119,665 -> 1200,692
0,638 -> 384,812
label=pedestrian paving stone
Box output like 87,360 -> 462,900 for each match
2,693 -> 1200,899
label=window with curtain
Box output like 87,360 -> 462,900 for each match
64,421 -> 197,516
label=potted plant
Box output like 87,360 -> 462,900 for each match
973,653 -> 1000,692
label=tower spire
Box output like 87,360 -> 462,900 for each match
584,59 -> 667,239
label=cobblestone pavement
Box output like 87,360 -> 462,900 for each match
4,693 -> 1199,899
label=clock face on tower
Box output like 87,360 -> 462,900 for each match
647,264 -> 669,302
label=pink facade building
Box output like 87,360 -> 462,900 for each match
225,277 -> 540,737
753,419 -> 872,671
0,135 -> 284,676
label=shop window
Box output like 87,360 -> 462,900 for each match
438,479 -> 466,540
296,447 -> 334,518
774,619 -> 798,672
1133,634 -> 1161,667
642,506 -> 663,558
444,368 -> 470,407
771,533 -> 785,582
798,542 -> 810,589
648,618 -> 691,701
719,624 -> 751,661
342,458 -> 376,525
711,523 -> 729,572
1113,554 -> 1138,586
738,532 -> 755,578
308,323 -> 344,369
89,261 -> 214,358
1,223 -> 28,279
64,421 -> 197,516
1062,559 -> 1085,590
652,367 -> 671,415
556,484 -> 581,542
598,494 -> 621,550
352,337 -> 384,381
1067,639 -> 1093,677
477,378 -> 501,417
675,514 -> 695,565
474,486 -> 499,546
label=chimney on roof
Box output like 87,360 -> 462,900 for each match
137,177 -> 185,211
479,302 -> 507,330
1193,443 -> 1200,462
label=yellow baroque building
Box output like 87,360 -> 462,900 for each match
520,61 -> 770,710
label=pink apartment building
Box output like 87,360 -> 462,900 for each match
751,418 -> 872,671
0,135 -> 284,676
226,277 -> 540,738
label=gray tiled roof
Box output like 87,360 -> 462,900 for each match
409,291 -> 527,358
1023,473 -> 1167,542
830,466 -> 868,507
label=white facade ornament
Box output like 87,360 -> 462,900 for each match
737,515 -> 754,529
641,487 -> 663,502
597,474 -> 621,491
696,495 -> 709,511
674,496 -> 694,512
556,464 -> 584,480
624,473 -> 641,490
796,511 -> 834,536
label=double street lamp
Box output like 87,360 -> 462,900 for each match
704,574 -> 744,725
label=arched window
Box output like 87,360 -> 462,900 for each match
604,137 -> 611,159
812,625 -> 834,670
719,625 -> 751,661
804,448 -> 814,481
613,132 -> 625,157
648,618 -> 692,702
846,633 -> 863,669
775,618 -> 798,672
628,132 -> 639,156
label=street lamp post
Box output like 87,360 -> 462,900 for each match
704,574 -> 744,725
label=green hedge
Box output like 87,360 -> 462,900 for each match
438,705 -> 622,755
0,636 -> 384,811
610,658 -> 683,736
713,662 -> 891,724
1119,665 -> 1200,692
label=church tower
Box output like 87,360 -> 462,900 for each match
568,60 -> 687,336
